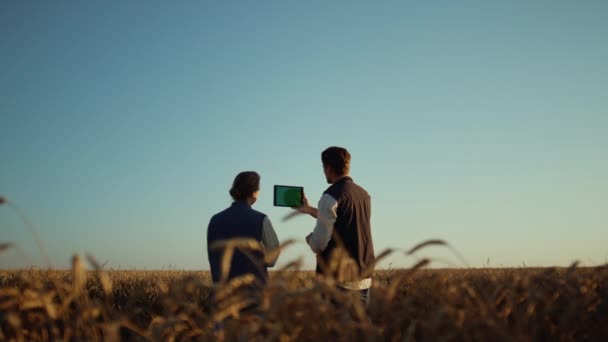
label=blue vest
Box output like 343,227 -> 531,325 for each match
207,201 -> 268,284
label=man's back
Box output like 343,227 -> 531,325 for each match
207,201 -> 268,284
318,176 -> 375,281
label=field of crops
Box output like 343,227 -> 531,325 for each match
1,258 -> 607,341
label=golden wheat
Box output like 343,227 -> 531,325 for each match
1,255 -> 607,341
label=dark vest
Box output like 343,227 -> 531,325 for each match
207,201 -> 268,285
317,177 -> 375,281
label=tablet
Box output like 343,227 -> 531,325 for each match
274,185 -> 304,207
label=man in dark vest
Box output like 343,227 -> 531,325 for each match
294,147 -> 375,304
207,171 -> 279,287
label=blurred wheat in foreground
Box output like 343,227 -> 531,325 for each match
0,251 -> 607,341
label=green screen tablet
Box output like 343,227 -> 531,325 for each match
274,185 -> 304,207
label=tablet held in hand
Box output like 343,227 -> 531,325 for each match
274,185 -> 304,207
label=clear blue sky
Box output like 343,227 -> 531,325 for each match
1,1 -> 607,269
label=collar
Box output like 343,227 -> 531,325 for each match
334,176 -> 352,184
231,200 -> 251,208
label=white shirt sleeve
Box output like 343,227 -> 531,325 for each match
308,194 -> 338,253
261,216 -> 280,267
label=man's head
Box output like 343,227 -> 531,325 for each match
321,146 -> 351,184
230,171 -> 260,205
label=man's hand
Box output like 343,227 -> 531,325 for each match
292,192 -> 310,213
292,192 -> 318,218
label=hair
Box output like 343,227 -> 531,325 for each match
321,146 -> 351,176
229,171 -> 261,201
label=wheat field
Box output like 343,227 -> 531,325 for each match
1,257 -> 607,341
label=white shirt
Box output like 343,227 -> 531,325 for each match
307,193 -> 372,290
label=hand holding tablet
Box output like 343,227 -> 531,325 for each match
275,185 -> 312,222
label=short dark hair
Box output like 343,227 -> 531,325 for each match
229,171 -> 260,201
321,146 -> 351,176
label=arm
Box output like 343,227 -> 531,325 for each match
261,216 -> 280,267
307,194 -> 338,254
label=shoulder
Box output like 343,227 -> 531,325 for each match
262,215 -> 274,229
207,210 -> 224,231
208,210 -> 223,223
249,207 -> 267,219
323,182 -> 343,199
353,182 -> 371,198
208,204 -> 235,225
345,179 -> 370,198
318,193 -> 338,213
319,192 -> 338,204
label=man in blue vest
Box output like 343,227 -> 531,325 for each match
207,171 -> 280,287
294,147 -> 375,304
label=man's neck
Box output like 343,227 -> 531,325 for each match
331,174 -> 350,184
